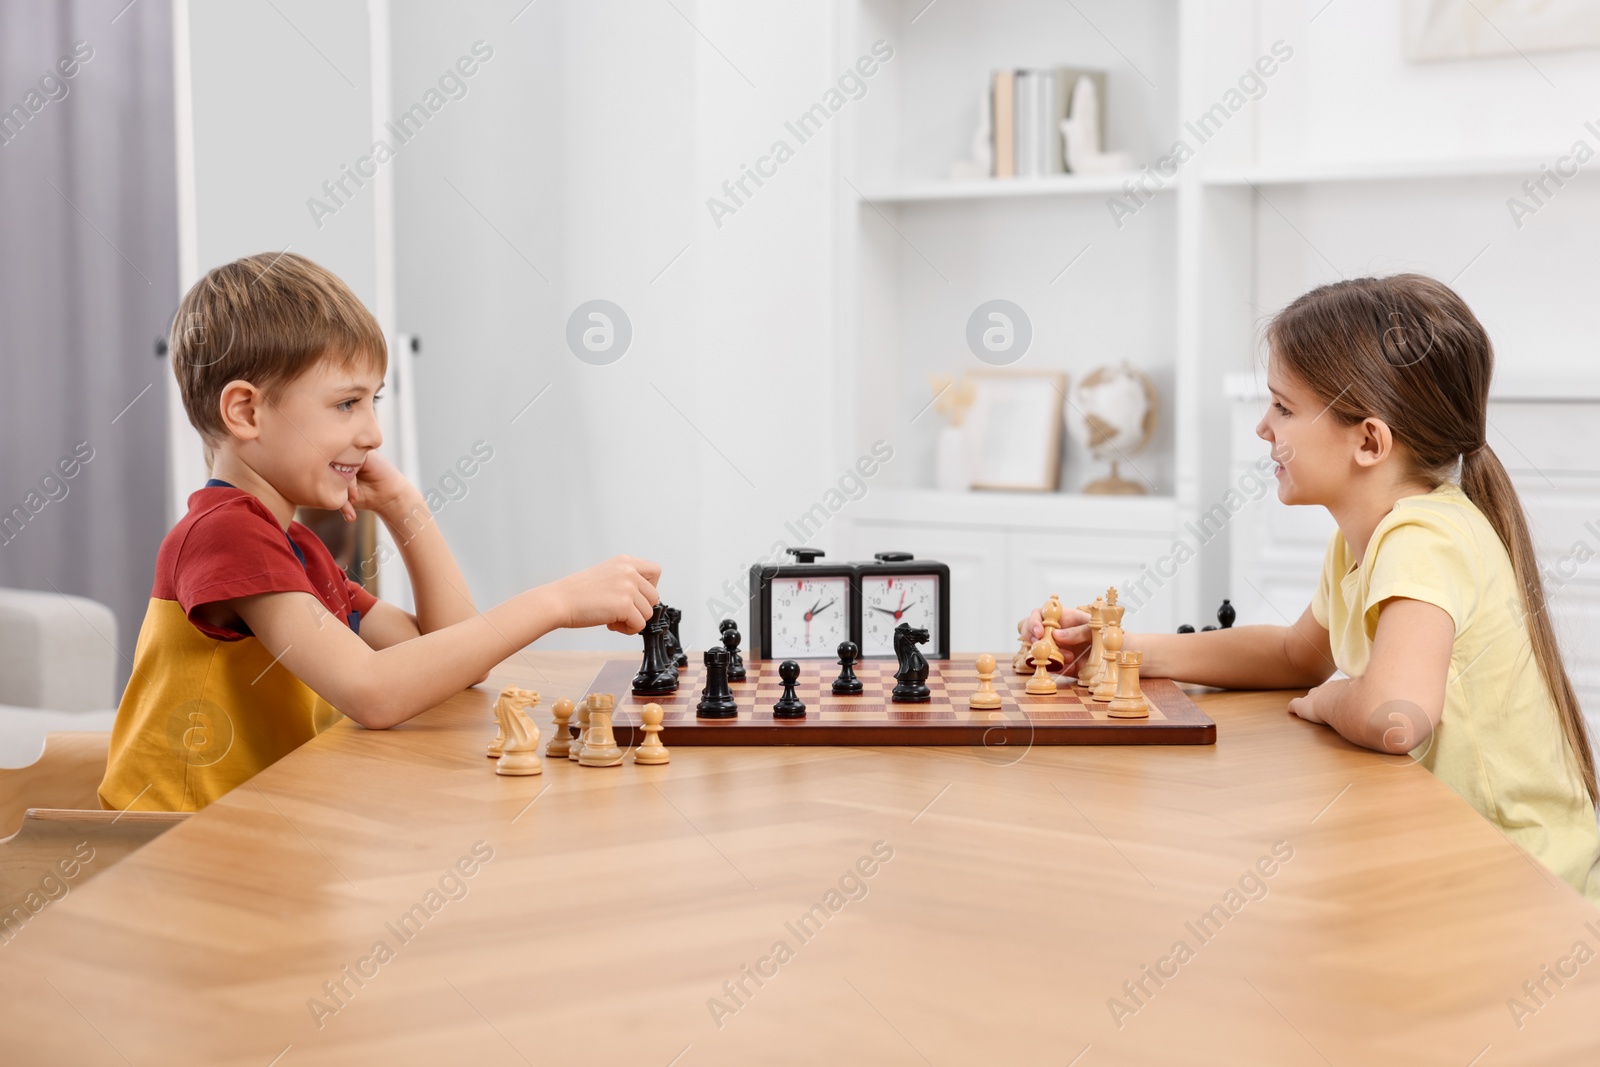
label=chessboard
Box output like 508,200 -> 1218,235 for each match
582,658 -> 1215,746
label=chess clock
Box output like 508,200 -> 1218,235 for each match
749,548 -> 857,659
856,552 -> 951,660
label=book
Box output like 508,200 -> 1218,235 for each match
992,70 -> 1015,178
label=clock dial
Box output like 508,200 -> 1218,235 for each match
770,575 -> 851,658
860,574 -> 940,656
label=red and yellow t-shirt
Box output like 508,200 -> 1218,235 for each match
100,484 -> 376,812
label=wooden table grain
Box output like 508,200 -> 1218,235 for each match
2,652 -> 1597,1066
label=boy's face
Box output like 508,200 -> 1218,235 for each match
245,355 -> 384,511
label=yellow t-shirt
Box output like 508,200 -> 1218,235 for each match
1312,483 -> 1600,902
100,485 -> 373,812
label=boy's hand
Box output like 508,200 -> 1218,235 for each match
1018,604 -> 1093,666
344,450 -> 420,524
548,555 -> 662,634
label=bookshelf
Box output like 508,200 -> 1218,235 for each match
830,0 -> 1600,660
832,0 -> 1190,648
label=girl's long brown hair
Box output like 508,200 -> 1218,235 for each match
1269,274 -> 1596,804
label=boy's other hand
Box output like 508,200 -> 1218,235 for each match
1019,604 -> 1092,665
550,555 -> 662,634
344,449 -> 419,523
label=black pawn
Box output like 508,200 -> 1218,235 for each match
1218,598 -> 1236,629
722,625 -> 747,682
696,647 -> 738,718
633,604 -> 679,695
832,640 -> 863,695
1201,625 -> 1217,632
773,659 -> 806,718
667,606 -> 688,668
1176,624 -> 1195,634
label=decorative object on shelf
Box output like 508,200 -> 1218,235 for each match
1066,363 -> 1158,495
1403,0 -> 1600,61
928,373 -> 977,491
949,88 -> 995,180
984,67 -> 1112,180
985,65 -> 1113,178
965,370 -> 1067,492
1059,74 -> 1132,175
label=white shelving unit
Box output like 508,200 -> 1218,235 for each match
831,0 -> 1199,648
830,0 -> 1600,659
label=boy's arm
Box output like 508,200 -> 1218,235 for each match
1127,603 -> 1336,690
229,554 -> 660,729
1287,597 -> 1451,754
347,451 -> 478,642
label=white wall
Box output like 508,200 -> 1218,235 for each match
176,0 -> 381,509
1230,0 -> 1600,382
393,1 -> 841,653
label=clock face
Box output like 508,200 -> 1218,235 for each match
769,575 -> 851,658
860,574 -> 940,657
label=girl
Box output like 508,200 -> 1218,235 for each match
1025,274 -> 1600,901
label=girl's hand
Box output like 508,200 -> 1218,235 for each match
1017,604 -> 1093,669
1288,677 -> 1346,725
345,450 -> 420,523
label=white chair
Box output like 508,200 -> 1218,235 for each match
0,589 -> 119,768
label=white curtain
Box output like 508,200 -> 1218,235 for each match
0,0 -> 178,689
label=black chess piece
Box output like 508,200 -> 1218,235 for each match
1218,598 -> 1236,629
1201,625 -> 1217,632
832,640 -> 863,696
696,647 -> 738,718
721,625 -> 747,682
666,606 -> 689,668
632,604 -> 680,695
1176,624 -> 1196,634
890,622 -> 931,704
773,659 -> 806,718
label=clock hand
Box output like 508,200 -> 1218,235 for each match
869,605 -> 900,617
892,598 -> 925,621
811,599 -> 835,617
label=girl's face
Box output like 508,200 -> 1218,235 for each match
1255,357 -> 1358,507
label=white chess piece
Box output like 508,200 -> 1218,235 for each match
488,686 -> 538,758
970,654 -> 1003,711
634,702 -> 670,765
494,688 -> 543,775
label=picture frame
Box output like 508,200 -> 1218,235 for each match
964,369 -> 1067,492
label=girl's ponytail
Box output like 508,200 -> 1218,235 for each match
1461,444 -> 1597,803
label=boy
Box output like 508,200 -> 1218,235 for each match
101,252 -> 659,812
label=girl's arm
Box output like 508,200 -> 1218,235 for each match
1128,603 -> 1336,690
1287,597 -> 1452,753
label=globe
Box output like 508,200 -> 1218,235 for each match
1065,364 -> 1158,494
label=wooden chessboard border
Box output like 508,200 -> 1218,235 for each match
580,658 -> 1216,747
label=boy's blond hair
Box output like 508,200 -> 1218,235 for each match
170,252 -> 387,441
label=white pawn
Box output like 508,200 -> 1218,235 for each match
1025,637 -> 1058,695
633,702 -> 670,765
545,697 -> 575,758
970,653 -> 1003,711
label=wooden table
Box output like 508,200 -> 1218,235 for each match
2,652 -> 1597,1066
